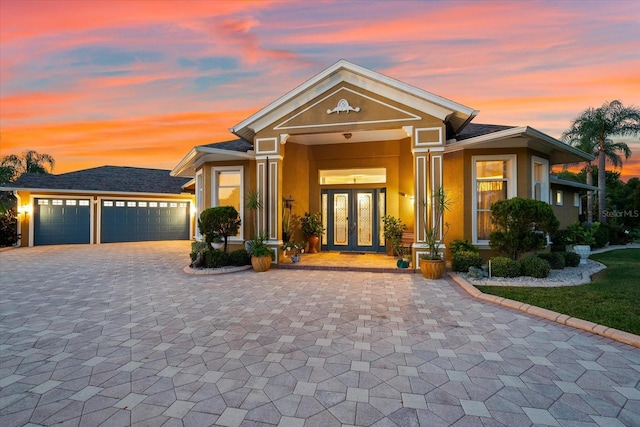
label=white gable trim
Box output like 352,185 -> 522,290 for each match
231,60 -> 476,140
274,86 -> 421,131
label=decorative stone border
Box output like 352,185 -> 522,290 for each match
449,272 -> 640,349
183,265 -> 252,275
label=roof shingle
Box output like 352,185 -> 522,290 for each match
7,166 -> 191,194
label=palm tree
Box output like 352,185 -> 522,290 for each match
0,150 -> 55,182
562,100 -> 639,222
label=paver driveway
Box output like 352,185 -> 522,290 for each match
1,242 -> 639,426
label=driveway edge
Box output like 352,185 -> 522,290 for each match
448,272 -> 640,349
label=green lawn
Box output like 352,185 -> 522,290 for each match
477,249 -> 640,335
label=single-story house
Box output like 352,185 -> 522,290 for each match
3,166 -> 195,246
169,60 -> 595,268
3,60 -> 595,266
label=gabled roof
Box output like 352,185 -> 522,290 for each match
3,166 -> 192,195
230,60 -> 478,141
171,139 -> 254,178
455,123 -> 517,140
446,125 -> 595,165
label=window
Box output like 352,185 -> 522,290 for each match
532,157 -> 549,203
556,190 -> 563,206
53,200 -> 63,205
573,193 -> 580,208
127,201 -> 136,207
79,200 -> 90,206
472,155 -> 517,243
138,201 -> 147,207
319,168 -> 386,185
103,201 -> 113,207
212,166 -> 244,239
65,200 -> 77,206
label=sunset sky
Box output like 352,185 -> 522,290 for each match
1,0 -> 639,180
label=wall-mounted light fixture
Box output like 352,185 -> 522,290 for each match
343,133 -> 352,140
18,204 -> 32,219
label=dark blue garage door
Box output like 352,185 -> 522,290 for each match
34,198 -> 91,245
100,200 -> 190,243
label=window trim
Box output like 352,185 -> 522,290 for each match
471,154 -> 517,245
531,156 -> 549,204
555,190 -> 564,206
212,166 -> 244,241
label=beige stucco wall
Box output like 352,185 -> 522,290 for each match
551,185 -> 581,228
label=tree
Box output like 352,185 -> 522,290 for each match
489,198 -> 559,260
563,100 -> 640,222
0,150 -> 56,183
197,206 -> 241,253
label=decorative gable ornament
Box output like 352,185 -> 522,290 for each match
327,99 -> 360,115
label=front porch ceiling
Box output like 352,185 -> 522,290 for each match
287,128 -> 410,145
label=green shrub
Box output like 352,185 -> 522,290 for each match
229,249 -> 251,266
198,206 -> 241,252
205,250 -> 230,268
449,238 -> 478,255
608,223 -> 629,245
452,250 -> 483,272
563,252 -> 581,267
489,198 -> 559,260
593,222 -> 609,248
190,241 -> 209,262
521,256 -> 550,278
550,229 -> 570,252
490,257 -> 521,278
537,252 -> 565,269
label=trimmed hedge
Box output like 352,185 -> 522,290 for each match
205,250 -> 230,268
521,256 -> 551,278
563,251 -> 581,267
537,252 -> 565,269
490,257 -> 521,278
452,250 -> 483,272
229,249 -> 251,266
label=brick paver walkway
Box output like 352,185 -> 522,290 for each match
1,242 -> 639,426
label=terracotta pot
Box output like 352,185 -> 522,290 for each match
251,255 -> 272,272
307,235 -> 320,254
419,258 -> 445,279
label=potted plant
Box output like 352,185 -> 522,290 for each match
567,221 -> 600,265
300,212 -> 324,254
282,241 -> 305,263
420,187 -> 452,279
245,189 -> 263,251
382,215 -> 409,268
248,231 -> 273,272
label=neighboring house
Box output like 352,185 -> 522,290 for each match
550,175 -> 598,228
1,166 -> 194,246
170,60 -> 594,268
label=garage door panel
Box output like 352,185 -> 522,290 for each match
34,199 -> 91,245
101,200 -> 189,243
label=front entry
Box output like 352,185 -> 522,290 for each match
322,189 -> 385,252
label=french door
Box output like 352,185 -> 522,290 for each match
322,189 -> 385,252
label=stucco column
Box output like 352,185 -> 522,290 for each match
254,135 -> 287,263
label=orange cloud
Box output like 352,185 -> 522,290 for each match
0,110 -> 255,173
